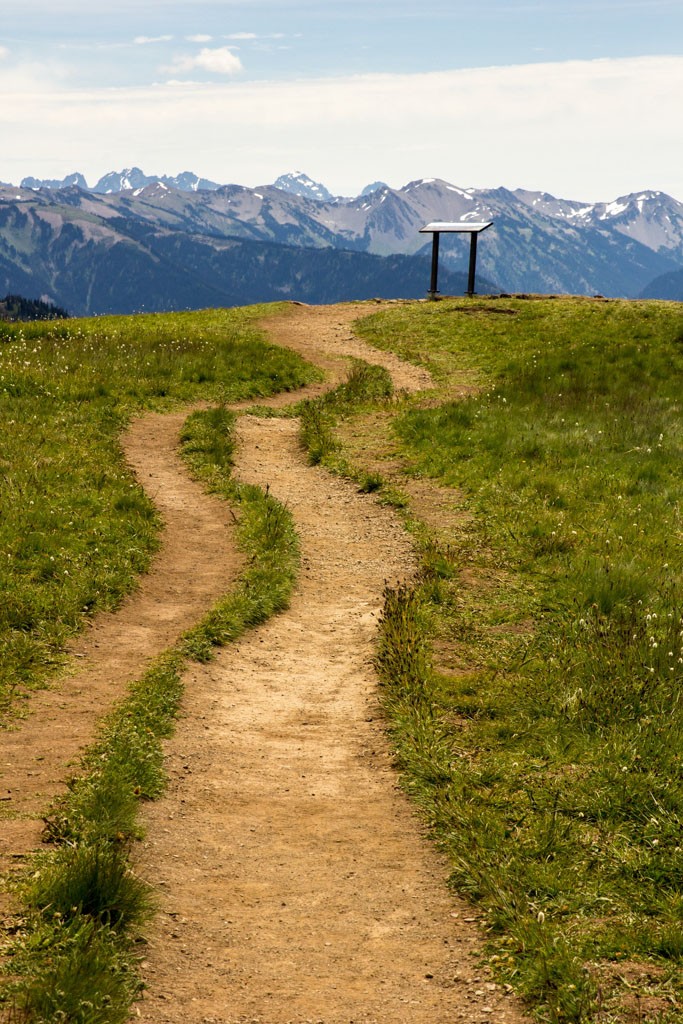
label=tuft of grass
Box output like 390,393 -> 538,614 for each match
27,844 -> 153,933
8,917 -> 141,1024
357,471 -> 384,493
298,358 -> 393,474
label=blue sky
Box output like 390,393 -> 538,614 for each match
2,1 -> 682,199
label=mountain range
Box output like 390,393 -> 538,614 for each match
20,168 -> 223,195
18,168 -> 389,201
1,168 -> 682,315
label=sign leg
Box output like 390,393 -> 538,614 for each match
467,232 -> 478,297
428,232 -> 440,299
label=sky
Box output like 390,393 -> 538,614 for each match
1,0 -> 682,201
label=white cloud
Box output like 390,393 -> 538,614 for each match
163,46 -> 243,77
186,34 -> 213,43
0,46 -> 9,59
222,32 -> 289,41
1,56 -> 682,201
134,35 -> 173,45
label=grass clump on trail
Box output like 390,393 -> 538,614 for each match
298,357 -> 394,480
1,320 -> 302,1023
0,306 -> 315,720
180,405 -> 300,657
360,297 -> 683,1023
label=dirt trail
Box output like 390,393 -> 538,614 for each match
256,302 -> 433,398
0,411 -> 244,898
134,306 -> 530,1024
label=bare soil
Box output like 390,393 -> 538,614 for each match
1,302 -> 532,1024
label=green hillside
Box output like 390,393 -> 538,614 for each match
353,296 -> 683,1023
1,297 -> 682,1024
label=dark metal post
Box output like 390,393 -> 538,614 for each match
467,231 -> 478,297
428,231 -> 440,299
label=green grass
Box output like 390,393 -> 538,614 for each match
359,297 -> 683,1022
0,306 -> 316,718
6,918 -> 142,1024
4,296 -> 683,1023
298,357 -> 394,464
2,402 -> 301,1024
297,358 -> 395,486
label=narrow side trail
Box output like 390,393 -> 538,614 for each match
135,305 -> 530,1024
0,411 -> 243,902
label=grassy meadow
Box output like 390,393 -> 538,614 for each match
2,295 -> 682,1024
353,297 -> 683,1023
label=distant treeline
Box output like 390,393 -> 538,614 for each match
0,294 -> 69,321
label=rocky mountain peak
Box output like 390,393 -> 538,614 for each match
361,181 -> 389,197
272,172 -> 335,202
20,172 -> 89,191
